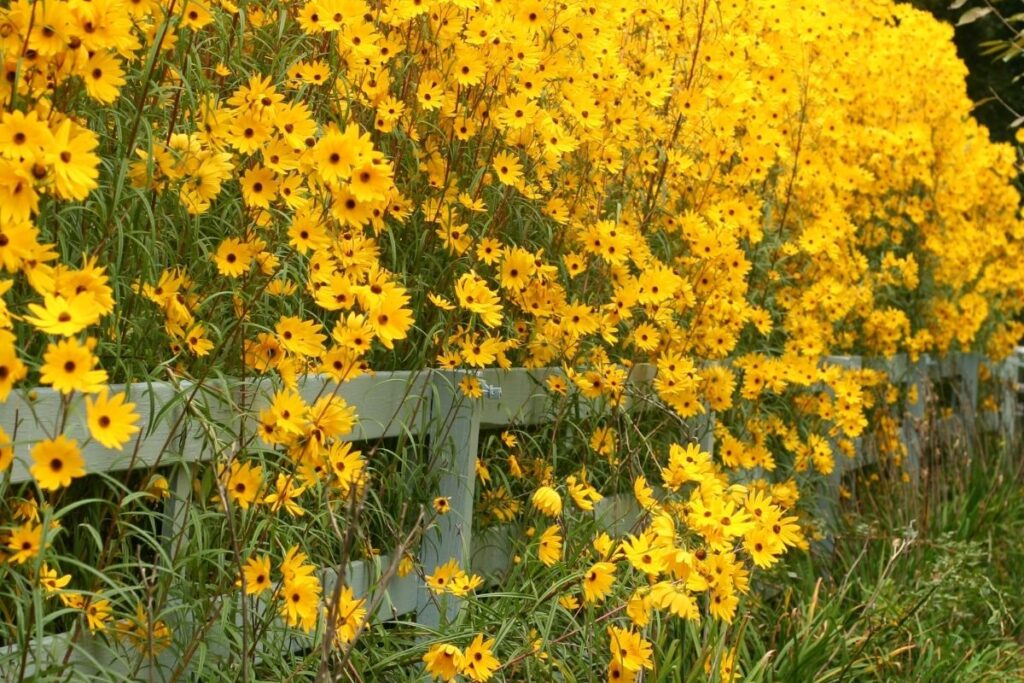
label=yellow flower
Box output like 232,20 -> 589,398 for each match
620,533 -> 667,577
50,120 -> 100,201
86,390 -> 141,450
631,323 -> 660,352
349,159 -> 393,203
531,485 -> 562,517
220,460 -> 263,510
475,238 -> 502,265
0,110 -> 52,161
567,474 -> 602,511
327,585 -> 367,646
83,597 -> 113,633
423,643 -> 463,682
593,428 -> 614,458
593,532 -> 614,559
113,603 -> 173,655
39,338 -> 108,394
313,125 -> 364,185
706,647 -> 741,682
499,247 -> 535,291
632,475 -> 658,511
743,528 -> 784,569
328,441 -> 366,495
537,524 -> 562,567
184,324 -> 215,356
143,474 -> 171,500
608,657 -> 637,683
427,293 -> 455,310
626,589 -> 652,628
425,558 -> 466,595
709,585 -> 739,623
546,375 -> 568,395
455,272 -> 503,328
491,151 -> 522,185
263,473 -> 308,517
30,436 -> 86,491
459,375 -> 483,398
239,554 -> 273,595
212,238 -> 253,277
461,634 -> 500,682
0,425 -> 12,472
0,341 -> 28,400
582,562 -> 616,604
558,594 -> 580,610
648,581 -> 700,621
6,522 -> 43,564
280,546 -> 317,583
24,293 -> 103,336
449,572 -> 483,597
607,625 -> 653,673
13,496 -> 40,522
240,165 -> 277,209
416,72 -> 445,111
275,316 -> 326,357
81,52 -> 126,103
279,575 -> 321,632
367,289 -> 414,349
39,563 -> 72,593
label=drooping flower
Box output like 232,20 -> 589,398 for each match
423,643 -> 463,682
531,486 -> 562,517
537,525 -> 562,567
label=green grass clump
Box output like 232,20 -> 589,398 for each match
742,435 -> 1024,682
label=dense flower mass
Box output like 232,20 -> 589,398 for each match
0,0 -> 1022,678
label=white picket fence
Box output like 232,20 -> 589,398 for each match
0,351 -> 1019,679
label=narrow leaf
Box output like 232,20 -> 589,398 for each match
957,7 -> 993,25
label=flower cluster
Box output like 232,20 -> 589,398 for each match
0,0 -> 1022,678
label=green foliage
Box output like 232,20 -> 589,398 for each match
742,434 -> 1024,681
917,0 -> 1024,141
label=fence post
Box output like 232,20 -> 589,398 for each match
417,370 -> 482,629
1004,350 -> 1024,444
958,353 -> 980,419
161,378 -> 238,557
161,433 -> 194,559
698,411 -> 715,458
900,356 -> 927,486
821,355 -> 862,541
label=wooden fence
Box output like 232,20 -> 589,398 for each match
1,351 -> 1020,679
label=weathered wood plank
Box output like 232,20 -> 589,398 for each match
235,371 -> 433,443
477,367 -> 563,427
295,371 -> 432,441
417,370 -> 480,628
4,382 -> 187,485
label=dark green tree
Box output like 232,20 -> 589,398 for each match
906,0 -> 1024,141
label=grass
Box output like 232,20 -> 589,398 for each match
741,425 -> 1024,682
